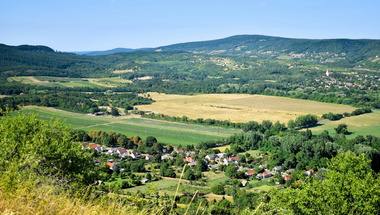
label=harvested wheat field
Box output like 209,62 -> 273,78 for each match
135,93 -> 356,123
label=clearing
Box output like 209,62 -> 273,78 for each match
305,110 -> 380,138
135,93 -> 356,123
16,106 -> 240,146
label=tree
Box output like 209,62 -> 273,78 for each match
184,169 -> 195,180
211,184 -> 225,195
334,124 -> 349,135
111,107 -> 120,116
225,165 -> 239,178
164,168 -> 176,178
259,152 -> 380,214
146,173 -> 152,180
153,154 -> 161,163
145,136 -> 157,147
196,159 -> 208,172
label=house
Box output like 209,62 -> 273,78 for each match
117,148 -> 127,155
94,159 -> 101,165
107,162 -> 117,171
305,169 -> 314,176
108,148 -> 118,154
272,166 -> 282,172
284,174 -> 291,181
176,149 -> 184,154
241,180 -> 249,187
186,151 -> 196,156
146,155 -> 153,160
208,164 -> 219,170
256,169 -> 272,179
82,142 -> 89,149
286,168 -> 295,173
131,151 -> 142,159
183,157 -> 195,162
188,161 -> 198,167
216,153 -> 225,158
245,170 -> 255,177
95,146 -> 106,152
142,179 -> 149,184
205,154 -> 216,161
90,144 -> 99,150
161,154 -> 173,160
223,156 -> 239,165
259,163 -> 268,168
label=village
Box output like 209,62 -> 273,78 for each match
82,141 -> 316,193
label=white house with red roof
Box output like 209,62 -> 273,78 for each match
146,155 -> 153,160
223,156 -> 239,165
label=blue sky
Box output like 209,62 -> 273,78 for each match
1,0 -> 379,52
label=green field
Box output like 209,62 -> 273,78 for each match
305,110 -> 380,138
123,180 -> 180,193
16,107 -> 240,146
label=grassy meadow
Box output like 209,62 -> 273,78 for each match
15,106 -> 240,146
305,110 -> 380,138
135,92 -> 356,123
8,76 -> 132,88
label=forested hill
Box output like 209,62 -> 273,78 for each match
84,47 -> 150,56
155,35 -> 380,64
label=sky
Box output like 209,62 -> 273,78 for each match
1,0 -> 379,52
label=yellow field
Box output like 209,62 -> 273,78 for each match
214,145 -> 231,152
135,93 -> 356,123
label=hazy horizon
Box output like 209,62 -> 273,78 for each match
1,0 -> 379,52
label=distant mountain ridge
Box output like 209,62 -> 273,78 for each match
155,35 -> 380,60
81,47 -> 150,56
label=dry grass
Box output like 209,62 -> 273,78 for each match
0,181 -> 145,215
204,193 -> 233,202
112,69 -> 133,74
135,93 -> 355,123
213,145 -> 231,152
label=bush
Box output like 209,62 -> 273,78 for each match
211,184 -> 225,195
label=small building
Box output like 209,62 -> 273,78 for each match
272,166 -> 282,172
205,154 -> 216,161
223,156 -> 239,165
256,169 -> 273,179
141,179 -> 149,184
95,146 -> 106,152
284,174 -> 291,181
245,170 -> 255,177
117,148 -> 127,155
107,162 -> 117,171
108,148 -> 118,154
131,151 -> 142,159
183,157 -> 195,162
241,180 -> 249,187
82,142 -> 89,149
188,161 -> 198,167
90,144 -> 99,150
146,155 -> 153,160
306,169 -> 314,176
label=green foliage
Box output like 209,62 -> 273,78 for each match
335,124 -> 349,135
211,184 -> 225,195
259,152 -> 380,214
0,110 -> 97,189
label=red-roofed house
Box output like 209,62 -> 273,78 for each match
183,157 -> 195,162
146,155 -> 153,160
82,142 -> 89,149
117,148 -> 127,155
223,156 -> 239,165
91,144 -> 99,150
256,169 -> 273,179
107,162 -> 117,171
284,174 -> 291,181
245,170 -> 255,177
